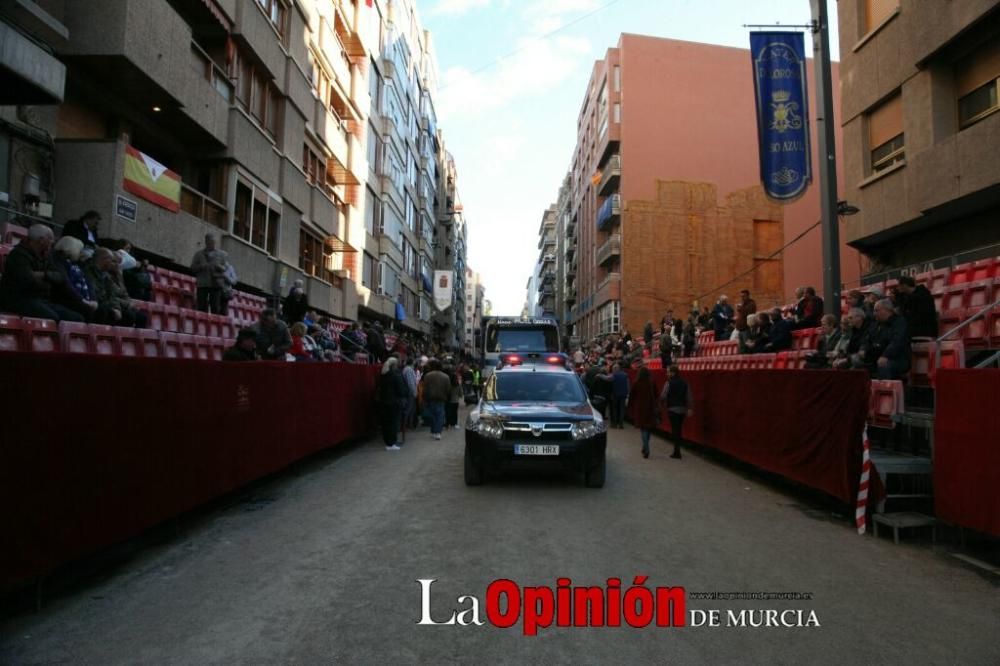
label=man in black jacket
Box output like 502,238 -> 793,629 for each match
762,307 -> 794,353
895,275 -> 938,339
861,299 -> 912,380
0,224 -> 85,322
834,307 -> 872,370
61,210 -> 100,249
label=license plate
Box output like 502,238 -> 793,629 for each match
514,444 -> 560,456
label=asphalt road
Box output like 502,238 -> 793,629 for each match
2,407 -> 998,665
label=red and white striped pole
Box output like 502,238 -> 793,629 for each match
856,426 -> 871,535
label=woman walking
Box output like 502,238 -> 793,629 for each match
631,367 -> 661,459
659,365 -> 694,460
377,357 -> 408,451
446,366 -> 463,429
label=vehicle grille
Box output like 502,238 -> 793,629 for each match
502,422 -> 574,441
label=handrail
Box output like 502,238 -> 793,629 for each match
975,350 -> 1000,369
934,295 -> 1000,369
845,241 -> 1000,288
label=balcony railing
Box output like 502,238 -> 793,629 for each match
596,194 -> 621,231
598,154 -> 621,196
190,41 -> 232,103
596,233 -> 621,267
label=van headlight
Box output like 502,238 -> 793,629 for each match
474,419 -> 505,439
572,419 -> 607,440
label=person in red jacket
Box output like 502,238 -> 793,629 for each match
630,367 -> 661,459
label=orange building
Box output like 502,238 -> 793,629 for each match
560,34 -> 858,339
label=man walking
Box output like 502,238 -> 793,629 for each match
659,365 -> 694,460
421,360 -> 451,440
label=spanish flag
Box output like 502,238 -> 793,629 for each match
123,145 -> 181,213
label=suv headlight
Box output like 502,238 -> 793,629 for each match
572,419 -> 607,440
474,419 -> 505,439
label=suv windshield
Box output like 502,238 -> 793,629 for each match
486,372 -> 586,403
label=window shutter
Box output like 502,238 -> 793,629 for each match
956,39 -> 1000,97
864,0 -> 898,33
869,94 -> 903,148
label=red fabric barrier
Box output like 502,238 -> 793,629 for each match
934,369 -> 1000,537
628,369 -> 870,503
0,353 -> 378,590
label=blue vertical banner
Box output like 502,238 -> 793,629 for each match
750,32 -> 812,201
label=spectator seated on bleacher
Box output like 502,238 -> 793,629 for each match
251,308 -> 292,360
223,328 -> 259,362
862,288 -> 881,320
339,322 -> 365,360
84,248 -> 148,328
829,315 -> 855,366
895,275 -> 938,339
833,307 -> 871,370
60,210 -> 100,250
859,299 -> 912,380
711,295 -> 734,342
289,322 -> 318,362
793,286 -> 824,330
309,322 -> 340,361
51,236 -> 98,321
0,224 -> 85,323
738,313 -> 766,354
365,321 -> 387,362
804,314 -> 841,369
762,308 -> 793,353
106,239 -> 153,302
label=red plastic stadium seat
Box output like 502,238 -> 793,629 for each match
989,310 -> 1000,348
204,313 -> 222,338
962,307 -> 991,349
928,269 -> 949,293
193,335 -> 212,360
774,351 -> 791,369
177,333 -> 198,359
219,321 -> 234,340
180,308 -> 197,335
2,223 -> 28,245
91,324 -> 117,355
940,285 -> 967,312
969,258 -> 998,281
163,305 -> 181,333
159,332 -> 181,358
152,283 -> 171,305
140,330 -> 161,357
210,338 -> 226,361
0,314 -> 24,351
116,326 -> 142,357
145,302 -> 166,331
965,279 -> 994,309
59,320 -> 93,353
22,317 -> 60,352
947,264 -> 972,285
869,380 -> 905,429
910,341 -> 966,387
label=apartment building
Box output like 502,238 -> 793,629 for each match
551,34 -> 857,341
463,265 -> 484,357
431,143 -> 468,350
535,206 -> 557,317
555,173 -> 574,341
1,0 -> 465,339
837,0 -> 1000,272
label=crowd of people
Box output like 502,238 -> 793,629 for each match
374,353 -> 484,451
0,216 -> 150,327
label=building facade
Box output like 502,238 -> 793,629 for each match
837,0 -> 1000,273
548,34 -> 857,341
463,265 -> 484,357
535,206 -> 557,317
0,0 -> 467,339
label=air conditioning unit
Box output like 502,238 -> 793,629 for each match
333,269 -> 349,279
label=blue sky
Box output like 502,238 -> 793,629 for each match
423,0 -> 841,315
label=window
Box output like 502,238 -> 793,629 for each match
229,44 -> 281,138
868,94 -> 904,173
256,0 -> 286,38
303,144 -> 327,189
299,229 -> 333,281
956,39 -> 1000,129
362,252 -> 376,288
613,102 -> 621,124
613,66 -> 621,92
365,186 -> 380,237
863,0 -> 897,34
233,177 -> 280,255
598,300 -> 620,335
405,194 -> 415,232
367,123 -> 380,174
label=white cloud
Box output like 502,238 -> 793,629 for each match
430,0 -> 492,17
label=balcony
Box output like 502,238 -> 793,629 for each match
597,154 -> 621,196
538,234 -> 556,250
599,272 -> 620,292
596,194 -> 621,231
596,233 -> 621,267
565,284 -> 577,303
564,243 -> 575,260
180,184 -> 226,230
537,272 -> 556,290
